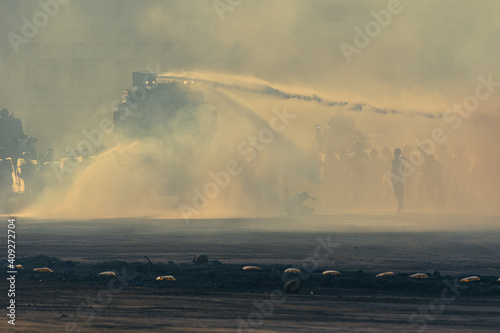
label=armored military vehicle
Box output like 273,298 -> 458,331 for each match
113,72 -> 217,145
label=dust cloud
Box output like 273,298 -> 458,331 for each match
1,0 -> 498,220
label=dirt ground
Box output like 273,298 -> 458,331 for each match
1,213 -> 500,332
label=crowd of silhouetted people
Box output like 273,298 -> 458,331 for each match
0,108 -> 39,211
0,105 -> 496,215
307,114 -> 484,213
0,105 -> 107,212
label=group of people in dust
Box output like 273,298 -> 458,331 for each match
300,113 -> 478,214
0,106 -> 107,212
0,104 -> 490,215
0,108 -> 39,211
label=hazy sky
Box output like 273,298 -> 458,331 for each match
2,0 -> 499,111
136,0 -> 500,112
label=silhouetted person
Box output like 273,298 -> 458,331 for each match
17,151 -> 37,196
9,113 -> 23,142
0,147 -> 14,211
391,148 -> 405,212
41,148 -> 61,189
285,192 -> 316,216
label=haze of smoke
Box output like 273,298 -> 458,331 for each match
23,140 -> 175,219
3,0 -> 498,220
23,76 -> 500,219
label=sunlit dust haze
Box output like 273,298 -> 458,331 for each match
1,0 -> 499,220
